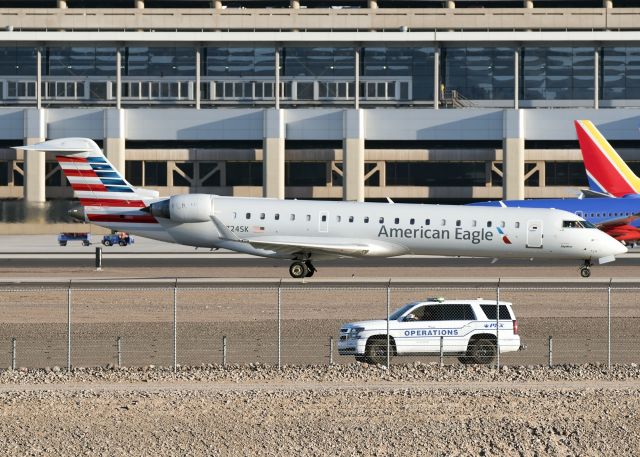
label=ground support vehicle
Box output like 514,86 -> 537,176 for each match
338,299 -> 523,365
102,233 -> 134,247
57,232 -> 91,247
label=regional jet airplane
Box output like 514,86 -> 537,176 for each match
16,138 -> 627,278
472,120 -> 640,245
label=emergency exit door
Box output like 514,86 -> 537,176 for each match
526,220 -> 543,248
318,211 -> 329,233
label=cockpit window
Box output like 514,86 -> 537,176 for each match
563,220 -> 595,229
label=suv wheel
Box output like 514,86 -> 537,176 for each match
365,337 -> 391,365
468,338 -> 497,365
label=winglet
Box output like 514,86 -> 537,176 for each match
575,120 -> 640,197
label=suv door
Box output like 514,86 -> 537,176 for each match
428,304 -> 477,353
397,305 -> 440,354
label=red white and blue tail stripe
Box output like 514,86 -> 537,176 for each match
18,138 -> 159,226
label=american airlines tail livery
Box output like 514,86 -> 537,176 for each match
17,138 -> 626,278
575,119 -> 640,198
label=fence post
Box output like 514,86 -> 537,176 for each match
277,281 -> 282,370
222,336 -> 227,367
608,278 -> 612,370
439,336 -> 444,368
329,336 -> 334,365
67,282 -> 72,371
548,336 -> 553,368
117,336 -> 122,368
11,337 -> 16,371
386,279 -> 391,369
495,278 -> 500,370
173,281 -> 177,373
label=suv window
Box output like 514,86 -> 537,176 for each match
423,304 -> 476,321
480,304 -> 511,320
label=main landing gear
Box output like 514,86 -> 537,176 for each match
289,260 -> 316,278
580,260 -> 592,278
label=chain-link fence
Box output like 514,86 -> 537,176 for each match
1,280 -> 638,370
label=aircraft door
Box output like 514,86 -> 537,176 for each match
526,220 -> 543,248
318,211 -> 329,233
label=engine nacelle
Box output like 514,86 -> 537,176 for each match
149,194 -> 213,223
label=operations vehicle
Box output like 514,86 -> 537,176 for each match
338,299 -> 522,365
57,232 -> 91,247
19,138 -> 627,278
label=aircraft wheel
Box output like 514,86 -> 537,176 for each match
289,261 -> 308,279
580,266 -> 591,278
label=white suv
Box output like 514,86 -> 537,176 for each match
338,299 -> 522,365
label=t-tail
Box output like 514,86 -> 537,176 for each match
575,120 -> 640,197
15,138 -> 160,227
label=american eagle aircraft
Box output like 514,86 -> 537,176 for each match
17,138 -> 627,278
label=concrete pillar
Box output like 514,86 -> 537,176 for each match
524,0 -> 534,7
135,0 -> 144,8
446,1 -> 455,8
23,108 -> 47,203
368,0 -> 378,8
263,109 -> 285,199
104,109 -> 126,175
503,110 -> 525,201
343,109 -> 365,202
58,0 -> 68,8
290,0 -> 300,8
604,0 -> 613,7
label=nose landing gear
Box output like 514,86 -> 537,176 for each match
580,260 -> 592,278
289,260 -> 316,278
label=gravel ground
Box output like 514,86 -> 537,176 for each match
0,364 -> 639,456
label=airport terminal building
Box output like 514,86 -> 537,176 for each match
2,0 -> 640,220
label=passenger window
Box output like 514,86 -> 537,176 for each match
515,221 -> 520,228
246,213 -> 251,219
233,212 -> 237,219
456,220 -> 461,227
337,215 -> 342,222
441,219 -> 446,226
306,214 -> 311,221
349,216 -> 354,223
275,213 -> 280,220
290,214 -> 295,221
321,215 -> 327,222
487,221 -> 492,228
427,304 -> 476,321
480,304 -> 511,320
410,218 -> 415,225
394,218 -> 400,224
472,220 -> 477,227
364,217 -> 369,223
260,213 -> 265,220
500,221 -> 505,228
379,217 -> 384,223
425,219 -> 430,226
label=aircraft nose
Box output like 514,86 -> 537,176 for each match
602,234 -> 628,257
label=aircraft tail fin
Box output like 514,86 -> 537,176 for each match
574,120 -> 640,197
16,138 -> 158,225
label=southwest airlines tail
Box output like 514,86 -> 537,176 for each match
575,120 -> 640,197
17,138 -> 159,226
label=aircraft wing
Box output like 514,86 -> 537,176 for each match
243,236 -> 407,259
